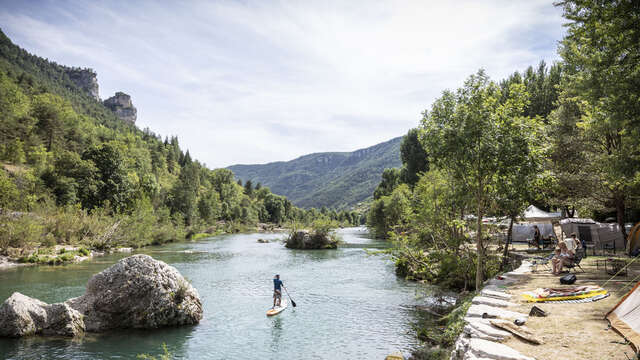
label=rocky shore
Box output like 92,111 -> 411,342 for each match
450,261 -> 535,360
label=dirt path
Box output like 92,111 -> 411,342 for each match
501,255 -> 638,360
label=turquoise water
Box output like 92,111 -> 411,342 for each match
0,227 -> 430,359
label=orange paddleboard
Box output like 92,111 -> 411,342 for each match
266,297 -> 288,316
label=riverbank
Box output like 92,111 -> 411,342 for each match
0,222 -> 289,271
450,252 -> 640,360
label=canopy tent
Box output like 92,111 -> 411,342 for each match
560,218 -> 625,251
522,205 -> 562,222
511,223 -> 557,243
607,281 -> 640,351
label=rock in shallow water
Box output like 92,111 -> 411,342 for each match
0,293 -> 84,337
66,254 -> 203,332
0,255 -> 203,337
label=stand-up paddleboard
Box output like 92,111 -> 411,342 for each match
266,297 -> 288,316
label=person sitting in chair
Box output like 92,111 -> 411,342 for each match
552,242 -> 575,275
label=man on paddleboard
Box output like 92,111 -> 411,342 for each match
273,274 -> 284,308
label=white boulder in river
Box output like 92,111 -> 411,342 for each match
0,293 -> 84,337
0,255 -> 203,336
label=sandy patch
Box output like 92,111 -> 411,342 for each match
500,255 -> 639,360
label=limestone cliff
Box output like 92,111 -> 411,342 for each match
103,92 -> 137,123
65,68 -> 99,100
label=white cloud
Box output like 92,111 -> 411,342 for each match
0,0 -> 564,167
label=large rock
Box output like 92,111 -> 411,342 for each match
103,92 -> 137,123
0,292 -> 84,337
0,255 -> 202,337
66,254 -> 202,332
65,68 -> 99,100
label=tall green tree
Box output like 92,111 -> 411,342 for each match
421,70 -> 530,290
400,128 -> 429,186
82,143 -> 134,212
554,0 -> 640,237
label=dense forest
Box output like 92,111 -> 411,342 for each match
368,0 -> 640,291
0,29 -> 359,255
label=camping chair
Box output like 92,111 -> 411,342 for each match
531,253 -> 554,272
564,249 -> 586,273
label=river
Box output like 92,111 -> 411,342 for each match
0,227 -> 432,359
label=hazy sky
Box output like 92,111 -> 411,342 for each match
0,0 -> 565,168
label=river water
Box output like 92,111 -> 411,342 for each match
0,227 -> 431,359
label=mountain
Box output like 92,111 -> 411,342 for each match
229,137 -> 403,209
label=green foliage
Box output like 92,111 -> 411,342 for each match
422,70 -> 531,290
0,29 -> 322,253
137,343 -> 172,360
373,168 -> 401,200
399,128 -> 429,186
550,0 -> 640,235
0,214 -> 43,249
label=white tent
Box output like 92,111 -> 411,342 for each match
559,218 -> 625,251
522,205 -> 562,222
511,223 -> 556,243
607,282 -> 640,351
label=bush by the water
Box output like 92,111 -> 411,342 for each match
284,220 -> 340,249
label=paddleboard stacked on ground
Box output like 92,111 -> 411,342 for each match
450,261 -> 536,360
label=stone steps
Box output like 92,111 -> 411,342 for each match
450,261 -> 537,360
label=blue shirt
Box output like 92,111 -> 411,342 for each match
273,278 -> 283,291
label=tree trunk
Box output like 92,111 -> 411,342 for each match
475,197 -> 483,291
501,216 -> 514,270
616,195 -> 627,244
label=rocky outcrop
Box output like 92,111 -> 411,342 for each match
0,255 -> 202,337
65,68 -> 99,100
103,92 -> 137,123
66,254 -> 202,332
285,230 -> 338,249
0,293 -> 83,337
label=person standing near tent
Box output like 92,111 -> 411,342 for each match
533,225 -> 541,249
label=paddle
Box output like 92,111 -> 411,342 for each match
283,286 -> 297,307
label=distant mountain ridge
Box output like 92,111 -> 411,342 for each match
229,137 -> 403,209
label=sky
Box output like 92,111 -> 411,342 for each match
0,0 -> 565,168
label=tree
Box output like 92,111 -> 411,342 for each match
421,70 -> 529,290
169,162 -> 201,225
32,94 -> 65,151
554,0 -> 640,238
244,179 -> 253,197
82,143 -> 134,212
373,168 -> 401,200
399,128 -> 429,186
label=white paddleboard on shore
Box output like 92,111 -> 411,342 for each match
266,297 -> 288,316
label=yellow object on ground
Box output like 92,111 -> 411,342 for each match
522,288 -> 608,302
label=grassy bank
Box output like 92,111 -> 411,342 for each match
0,203 -> 291,267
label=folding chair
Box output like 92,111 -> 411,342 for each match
564,249 -> 586,273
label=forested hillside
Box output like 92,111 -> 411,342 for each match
229,136 -> 402,209
0,29 -> 355,254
